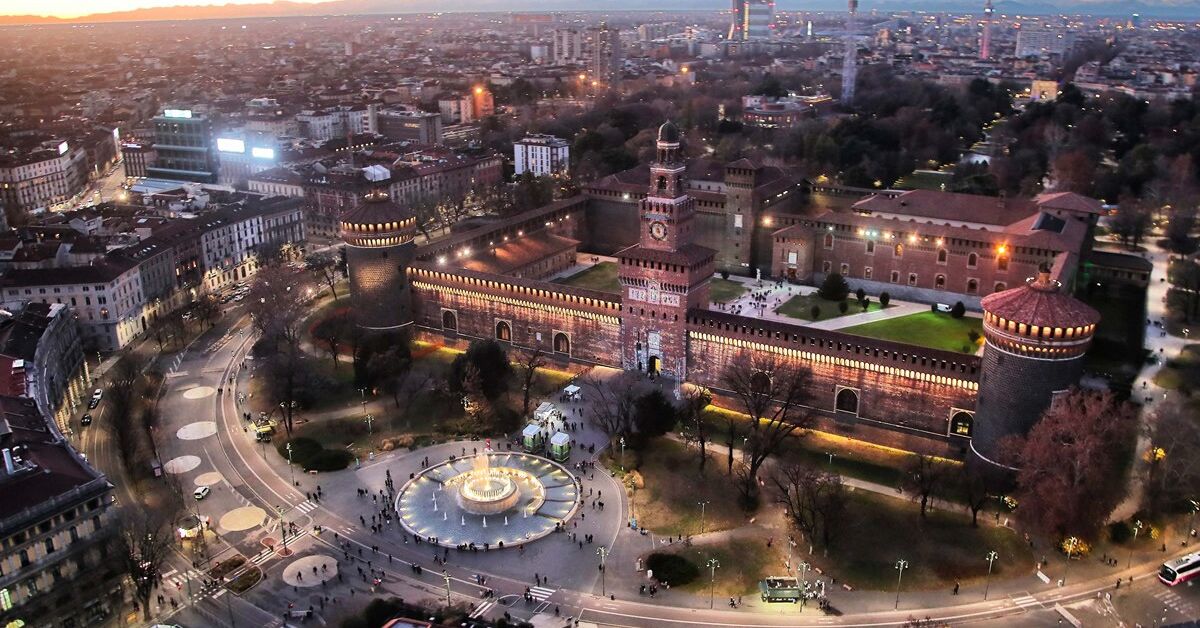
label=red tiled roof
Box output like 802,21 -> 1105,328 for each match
981,272 -> 1100,328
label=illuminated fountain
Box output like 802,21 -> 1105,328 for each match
396,450 -> 577,548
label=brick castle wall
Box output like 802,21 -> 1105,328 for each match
347,244 -> 414,329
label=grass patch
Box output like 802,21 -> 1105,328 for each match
657,535 -> 786,597
840,311 -> 983,354
227,566 -> 262,595
710,278 -> 748,303
819,490 -> 1034,591
895,170 -> 952,191
209,556 -> 246,580
646,553 -> 701,586
554,262 -> 620,293
630,438 -> 748,536
775,293 -> 884,322
1153,345 -> 1200,394
276,436 -> 353,471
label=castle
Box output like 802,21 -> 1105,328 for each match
342,122 -> 1102,462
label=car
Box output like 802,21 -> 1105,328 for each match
193,486 -> 211,500
935,303 -> 952,313
80,414 -> 92,426
91,388 -> 103,402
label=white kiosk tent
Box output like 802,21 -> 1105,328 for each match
534,401 -> 560,425
563,384 -> 582,400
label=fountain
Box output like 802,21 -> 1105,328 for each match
456,453 -> 523,515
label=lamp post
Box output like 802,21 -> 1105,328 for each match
365,413 -> 374,435
1063,536 -> 1080,585
698,501 -> 709,537
893,559 -> 908,609
707,558 -> 720,609
285,440 -> 295,488
1129,520 -> 1144,569
620,436 -> 626,472
1188,500 -> 1199,545
442,570 -> 451,607
597,547 -> 608,596
984,551 -> 998,600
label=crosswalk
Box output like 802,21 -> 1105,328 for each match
530,586 -> 555,602
469,599 -> 497,619
1011,593 -> 1041,610
1152,587 -> 1198,618
294,500 -> 319,515
163,568 -> 203,591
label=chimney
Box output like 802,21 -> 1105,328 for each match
2,448 -> 14,474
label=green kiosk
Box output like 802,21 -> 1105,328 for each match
549,432 -> 571,462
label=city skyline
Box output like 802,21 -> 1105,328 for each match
3,0 -> 1199,20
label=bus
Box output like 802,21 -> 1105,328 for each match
1159,551 -> 1200,586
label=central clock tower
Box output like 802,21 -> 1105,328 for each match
617,121 -> 716,378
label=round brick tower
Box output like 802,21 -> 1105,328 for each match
972,268 -> 1100,467
340,191 -> 416,331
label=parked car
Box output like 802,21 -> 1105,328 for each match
193,486 -> 211,500
80,414 -> 92,426
88,389 -> 103,409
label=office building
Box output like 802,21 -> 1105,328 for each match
146,109 -> 218,183
514,134 -> 570,177
728,0 -> 774,41
1016,28 -> 1076,58
552,28 -> 583,63
0,141 -> 88,218
588,23 -> 621,84
376,110 -> 444,144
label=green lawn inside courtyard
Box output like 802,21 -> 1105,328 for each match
819,490 -> 1034,591
775,293 -> 885,322
709,278 -> 748,303
554,262 -> 620,293
840,311 -> 983,354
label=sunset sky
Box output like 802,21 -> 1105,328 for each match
0,0 -> 330,18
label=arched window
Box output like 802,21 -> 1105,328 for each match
894,244 -> 903,257
966,279 -> 978,295
749,371 -> 771,395
935,274 -> 946,289
441,310 -> 457,331
835,388 -> 859,415
950,411 -> 974,437
495,320 -> 511,341
823,233 -> 834,249
908,273 -> 918,286
937,249 -> 947,263
865,240 -> 875,254
553,332 -> 571,355
997,255 -> 1009,271
967,252 -> 978,268
656,176 -> 667,192
994,282 -> 1007,293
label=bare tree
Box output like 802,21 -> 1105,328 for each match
905,454 -> 950,519
583,372 -> 639,445
115,506 -> 177,621
721,351 -> 814,505
956,460 -> 994,527
1145,397 -> 1200,516
305,250 -> 341,299
675,386 -> 713,474
517,345 -> 548,418
772,462 -> 848,549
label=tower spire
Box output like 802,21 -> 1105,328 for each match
980,0 -> 994,60
841,0 -> 858,106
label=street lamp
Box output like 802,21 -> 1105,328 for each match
1128,520 -> 1144,569
1063,536 -> 1080,585
984,551 -> 998,600
1188,500 -> 1199,545
893,559 -> 908,609
597,547 -> 608,596
698,500 -> 709,537
620,436 -> 626,472
285,440 -> 295,488
442,570 -> 452,607
707,558 -> 720,609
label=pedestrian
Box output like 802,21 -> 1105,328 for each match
953,581 -> 959,595
1115,579 -> 1121,589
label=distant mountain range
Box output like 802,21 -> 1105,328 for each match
2,0 -> 1197,26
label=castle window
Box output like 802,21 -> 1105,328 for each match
823,233 -> 834,249
966,279 -> 978,295
864,267 -> 872,280
894,244 -> 903,257
997,255 -> 1009,271
908,273 -> 918,286
840,263 -> 850,276
935,274 -> 946,289
866,240 -> 875,254
553,332 -> 571,356
967,253 -> 978,269
441,310 -> 458,331
937,249 -> 947,264
994,282 -> 1007,293
495,320 -> 511,342
822,261 -> 832,274
835,388 -> 859,415
890,271 -> 899,284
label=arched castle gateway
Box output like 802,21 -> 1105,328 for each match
342,122 -> 1101,462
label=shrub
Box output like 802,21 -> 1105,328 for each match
856,287 -> 866,302
879,292 -> 890,308
838,300 -> 849,314
861,296 -> 870,312
810,305 -> 821,320
720,270 -> 730,280
1108,521 -> 1132,544
278,437 -> 321,465
968,329 -> 981,344
645,553 -> 701,586
305,448 -> 354,472
951,301 -> 966,318
818,273 -> 851,301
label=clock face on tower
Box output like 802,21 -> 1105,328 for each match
649,221 -> 668,241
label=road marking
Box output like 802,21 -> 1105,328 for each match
295,500 -> 319,514
162,568 -> 179,579
530,586 -> 556,601
1012,594 -> 1041,609
469,600 -> 496,618
166,371 -> 190,378
213,589 -> 227,599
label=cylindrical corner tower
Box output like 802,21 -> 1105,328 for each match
971,269 -> 1101,467
341,191 -> 416,331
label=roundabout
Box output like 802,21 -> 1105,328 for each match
395,450 -> 579,548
